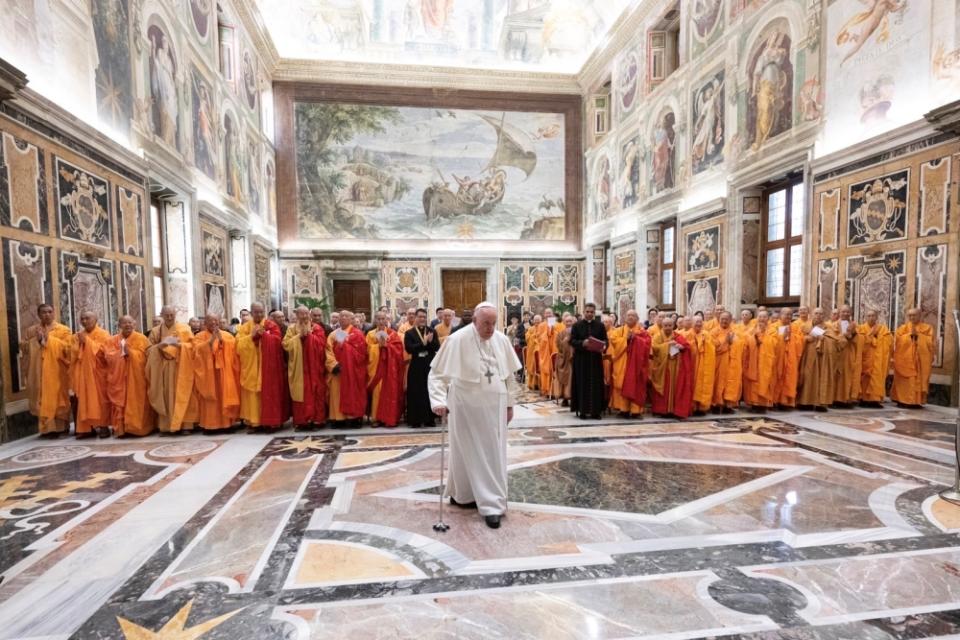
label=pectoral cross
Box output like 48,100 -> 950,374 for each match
484,368 -> 494,384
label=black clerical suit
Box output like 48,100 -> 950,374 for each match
404,325 -> 440,427
570,318 -> 606,419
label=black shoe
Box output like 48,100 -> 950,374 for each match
590,414 -> 602,420
450,497 -> 477,509
721,407 -> 734,415
484,515 -> 501,529
814,406 -> 828,412
96,427 -> 111,438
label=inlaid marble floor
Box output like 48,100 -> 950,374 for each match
1,403 -> 960,639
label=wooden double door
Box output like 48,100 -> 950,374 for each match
332,280 -> 371,317
442,269 -> 486,314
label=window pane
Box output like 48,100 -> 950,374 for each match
153,275 -> 164,316
789,244 -> 803,297
151,204 -> 163,270
765,248 -> 785,298
767,189 -> 786,241
790,186 -> 805,237
662,268 -> 673,305
663,227 -> 674,264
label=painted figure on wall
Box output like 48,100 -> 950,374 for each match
859,74 -> 895,124
687,278 -> 718,315
651,110 -> 676,193
241,50 -> 258,111
191,0 -> 211,39
191,69 -> 217,179
691,71 -> 724,173
91,0 -> 133,133
692,0 -> 723,40
266,160 -> 277,226
148,24 -> 179,149
248,139 -> 261,215
836,0 -> 907,65
595,154 -> 611,221
224,114 -> 244,201
619,136 -> 640,210
618,50 -> 640,114
748,27 -> 792,151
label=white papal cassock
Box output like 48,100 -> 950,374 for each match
428,323 -> 522,516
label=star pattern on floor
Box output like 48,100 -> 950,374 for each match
273,436 -> 336,456
116,600 -> 242,639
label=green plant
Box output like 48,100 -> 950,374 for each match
293,295 -> 330,313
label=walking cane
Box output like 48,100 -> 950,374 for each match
433,413 -> 450,533
939,310 -> 960,505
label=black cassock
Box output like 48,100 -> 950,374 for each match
404,326 -> 440,426
570,318 -> 606,418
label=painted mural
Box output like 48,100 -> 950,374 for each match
747,23 -> 792,151
650,109 -> 676,194
147,23 -> 180,150
618,133 -> 640,210
686,226 -> 720,273
691,70 -> 725,174
241,49 -> 258,112
92,0 -> 133,133
588,150 -> 612,224
224,112 -> 245,202
191,0 -> 212,40
616,48 -> 641,119
191,67 -> 218,180
690,0 -> 725,60
294,102 -> 566,241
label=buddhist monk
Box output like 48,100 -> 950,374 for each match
704,305 -> 724,333
19,303 -> 73,437
236,302 -> 287,432
435,309 -> 455,344
537,309 -> 561,396
366,311 -> 405,428
99,315 -> 154,437
607,309 -> 651,418
735,309 -> 755,337
711,311 -> 744,413
147,305 -> 198,434
326,310 -> 368,426
524,314 -> 542,391
831,305 -> 863,408
859,309 -> 893,407
774,307 -> 803,409
648,312 -> 663,341
792,306 -> 811,334
891,307 -> 935,408
283,306 -> 328,430
742,310 -> 784,412
649,317 -> 694,419
797,307 -> 843,412
72,311 -> 110,438
686,316 -> 716,416
193,313 -> 240,431
552,314 -> 576,405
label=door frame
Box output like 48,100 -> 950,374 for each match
432,258 -> 498,312
323,269 -> 380,314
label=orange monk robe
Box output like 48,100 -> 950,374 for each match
649,331 -> 694,418
742,327 -> 784,408
236,319 -> 287,427
552,329 -> 574,400
366,328 -> 405,427
608,324 -> 649,414
537,321 -> 560,395
710,326 -> 744,407
326,326 -> 368,421
774,326 -> 804,408
525,326 -> 541,391
71,325 -> 111,434
283,323 -> 328,425
703,318 -> 719,333
797,324 -> 843,408
829,320 -> 863,405
890,321 -> 935,406
21,322 -> 73,434
193,330 -> 241,430
859,322 -> 892,403
397,320 -> 415,389
686,328 -> 716,413
648,324 -> 662,341
435,322 -> 453,344
147,323 -> 198,432
98,332 -> 154,436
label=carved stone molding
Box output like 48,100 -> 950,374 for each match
0,57 -> 28,104
925,101 -> 960,137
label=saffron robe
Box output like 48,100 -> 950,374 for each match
72,325 -> 111,433
99,332 -> 155,436
21,322 -> 73,434
830,320 -> 864,404
797,323 -> 843,407
193,330 -> 241,430
890,321 -> 935,406
742,327 -> 784,408
609,324 -> 650,414
552,328 -> 574,400
687,329 -> 716,412
711,326 -> 744,407
283,323 -> 328,425
859,322 -> 893,403
775,326 -> 804,408
536,321 -> 560,395
326,326 -> 368,420
236,319 -> 288,428
147,322 -> 198,432
435,322 -> 453,344
366,328 -> 406,427
649,332 -> 694,418
524,324 -> 541,391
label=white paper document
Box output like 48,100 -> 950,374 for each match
810,326 -> 825,338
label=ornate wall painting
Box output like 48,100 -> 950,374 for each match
818,188 -> 841,251
847,170 -> 908,247
290,263 -> 321,296
253,243 -> 272,307
690,0 -> 724,59
59,251 -> 117,332
844,250 -> 907,330
203,282 -> 226,318
147,22 -> 180,150
592,245 -> 606,307
686,277 -> 719,316
612,247 -> 636,319
817,258 -> 838,314
294,102 -> 566,241
247,137 -> 262,216
529,294 -> 554,317
55,158 -> 112,250
0,132 -> 47,232
916,243 -> 948,368
919,156 -> 951,236
650,108 -> 676,194
117,186 -> 143,257
557,264 -> 579,298
3,239 -> 53,392
746,22 -> 792,151
380,261 -> 432,312
592,152 -> 613,222
91,0 -> 133,134
122,262 -> 147,332
223,112 -> 246,202
265,160 -> 277,227
201,230 -> 225,277
528,266 -> 555,292
190,0 -> 212,41
616,48 -> 641,118
241,49 -> 258,112
191,66 -> 218,180
618,133 -> 641,210
645,231 -> 660,309
685,226 -> 721,273
691,70 -> 725,174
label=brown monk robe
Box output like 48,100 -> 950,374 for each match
890,307 -> 936,408
859,309 -> 893,407
742,310 -> 784,412
710,312 -> 744,413
830,305 -> 863,408
552,315 -> 576,404
147,305 -> 198,433
774,307 -> 803,409
797,307 -> 843,411
193,313 -> 241,431
71,311 -> 111,438
20,303 -> 73,437
98,315 -> 155,437
435,309 -> 455,344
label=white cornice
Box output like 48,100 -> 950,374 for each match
234,0 -> 281,73
577,0 -> 659,94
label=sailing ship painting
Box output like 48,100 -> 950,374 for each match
295,102 -> 566,241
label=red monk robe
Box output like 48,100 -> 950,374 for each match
366,327 -> 406,427
326,325 -> 368,421
620,329 -> 652,412
193,327 -> 241,430
283,321 -> 328,426
649,330 -> 694,418
237,318 -> 288,428
71,320 -> 111,435
99,329 -> 155,436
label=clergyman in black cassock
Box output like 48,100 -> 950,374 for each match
404,310 -> 440,427
570,304 -> 607,419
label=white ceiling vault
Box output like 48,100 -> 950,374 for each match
251,0 -> 634,75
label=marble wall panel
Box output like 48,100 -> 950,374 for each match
919,156 -> 951,236
612,247 -> 636,318
253,242 -> 272,308
741,218 -> 760,305
0,132 -> 46,232
916,243 -> 948,368
817,258 -> 838,314
591,246 -> 606,307
844,250 -> 907,330
847,170 -> 909,247
645,233 -> 660,310
122,262 -> 147,332
819,189 -> 841,252
55,157 -> 112,250
381,261 -> 431,312
163,201 -> 188,274
117,186 -> 143,257
3,239 -> 53,391
59,251 -> 118,332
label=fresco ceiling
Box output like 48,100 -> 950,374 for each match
253,0 -> 634,73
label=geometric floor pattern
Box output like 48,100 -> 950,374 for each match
0,403 -> 959,639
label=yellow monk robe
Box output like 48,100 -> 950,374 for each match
193,329 -> 241,430
21,322 -> 73,434
147,322 -> 198,432
775,326 -> 804,408
829,320 -> 863,405
890,321 -> 935,406
742,327 -> 784,408
525,325 -> 541,391
72,325 -> 111,434
99,332 -> 154,436
236,318 -> 287,427
686,328 -> 716,413
537,321 -> 560,395
648,324 -> 662,341
710,326 -> 744,408
797,323 -> 843,408
608,324 -> 648,414
703,318 -> 719,333
859,322 -> 893,403
435,322 -> 453,344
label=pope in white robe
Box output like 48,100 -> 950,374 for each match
429,302 -> 522,529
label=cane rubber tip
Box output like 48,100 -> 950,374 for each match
433,523 -> 450,532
